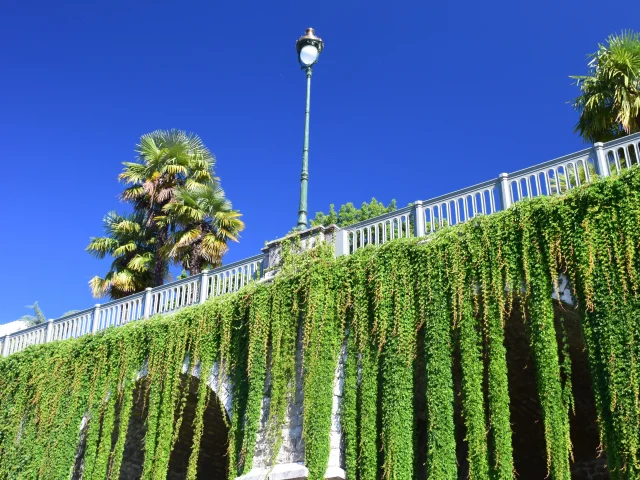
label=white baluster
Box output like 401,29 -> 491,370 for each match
593,142 -> 609,177
143,288 -> 153,319
498,173 -> 511,210
92,304 -> 101,333
45,318 -> 54,343
199,270 -> 209,304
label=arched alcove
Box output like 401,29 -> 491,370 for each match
72,373 -> 230,480
413,299 -> 604,480
118,374 -> 230,479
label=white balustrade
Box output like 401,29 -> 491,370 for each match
5,323 -> 48,355
3,133 -> 640,357
95,293 -> 145,332
324,133 -> 640,250
505,149 -> 597,203
51,309 -> 94,341
340,206 -> 413,254
602,136 -> 640,175
2,256 -> 264,357
207,255 -> 263,298
421,179 -> 500,234
148,276 -> 201,316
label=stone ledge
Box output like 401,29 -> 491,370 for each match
324,466 -> 347,480
235,464 -> 346,480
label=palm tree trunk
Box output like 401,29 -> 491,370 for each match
154,225 -> 169,286
188,246 -> 204,276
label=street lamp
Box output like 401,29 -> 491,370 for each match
295,27 -> 324,230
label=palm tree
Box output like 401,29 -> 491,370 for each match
572,31 -> 640,143
17,303 -> 80,328
118,130 -> 216,285
86,211 -> 160,299
161,184 -> 245,275
20,302 -> 46,327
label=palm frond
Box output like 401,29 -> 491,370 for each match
572,30 -> 640,142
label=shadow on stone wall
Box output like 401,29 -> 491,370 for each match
73,374 -> 229,480
504,302 -> 606,480
414,300 -> 608,480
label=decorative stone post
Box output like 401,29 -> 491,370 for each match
2,335 -> 10,357
91,304 -> 101,334
143,288 -> 153,319
262,224 -> 340,274
593,142 -> 610,177
413,200 -> 425,238
334,229 -> 349,257
199,270 -> 210,304
498,173 -> 512,210
45,318 -> 54,343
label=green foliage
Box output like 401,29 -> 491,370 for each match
160,182 -> 245,276
311,197 -> 397,227
4,168 -> 640,479
88,130 -> 244,299
420,243 -> 457,479
19,301 -> 47,326
572,30 -> 640,143
301,254 -> 342,480
520,205 -> 571,479
86,211 -> 158,298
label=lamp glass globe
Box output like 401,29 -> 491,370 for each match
299,45 -> 319,66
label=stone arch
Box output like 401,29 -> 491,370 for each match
411,292 -> 601,479
501,300 -> 603,478
72,360 -> 233,479
119,373 -> 230,479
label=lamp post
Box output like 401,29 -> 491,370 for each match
295,28 -> 324,230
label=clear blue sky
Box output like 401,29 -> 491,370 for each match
1,0 -> 637,324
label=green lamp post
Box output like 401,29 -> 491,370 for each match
295,28 -> 324,230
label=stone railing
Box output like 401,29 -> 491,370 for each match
1,255 -> 263,357
335,133 -> 640,255
2,133 -> 640,358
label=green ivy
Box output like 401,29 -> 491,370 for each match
2,168 -> 640,479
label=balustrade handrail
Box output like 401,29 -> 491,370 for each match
5,321 -> 47,338
419,178 -> 501,207
505,146 -> 594,179
338,205 -> 414,232
3,132 -> 640,357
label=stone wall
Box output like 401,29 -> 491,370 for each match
72,290 -> 611,480
238,329 -> 346,480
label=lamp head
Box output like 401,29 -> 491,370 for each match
296,28 -> 324,67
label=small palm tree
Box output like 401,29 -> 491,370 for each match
118,130 -> 216,285
20,302 -> 47,327
86,211 -> 160,299
572,31 -> 640,143
161,184 -> 245,275
17,303 -> 79,327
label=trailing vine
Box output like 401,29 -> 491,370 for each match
1,167 -> 640,479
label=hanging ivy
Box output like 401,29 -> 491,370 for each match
1,167 -> 640,480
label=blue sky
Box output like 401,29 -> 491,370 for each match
1,0 -> 637,323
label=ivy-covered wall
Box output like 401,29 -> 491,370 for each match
2,168 -> 640,480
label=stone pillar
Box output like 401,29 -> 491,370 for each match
325,344 -> 347,480
334,229 -> 349,257
236,333 -> 346,480
199,270 -> 210,304
143,288 -> 153,319
498,173 -> 512,210
412,201 -> 425,238
91,304 -> 101,334
45,318 -> 54,343
2,335 -> 10,357
262,225 -> 340,277
593,142 -> 610,177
